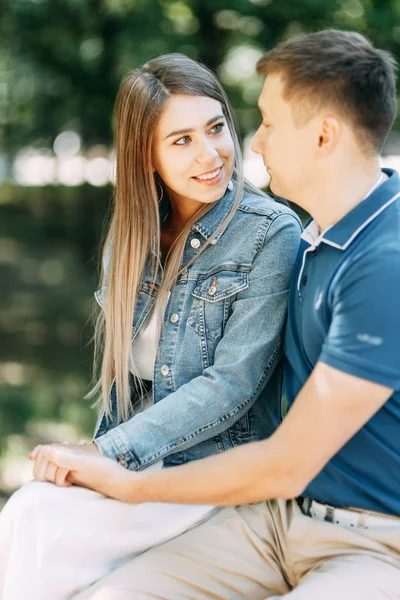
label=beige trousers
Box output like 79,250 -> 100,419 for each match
74,499 -> 400,600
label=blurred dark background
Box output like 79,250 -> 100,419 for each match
1,0 -> 400,504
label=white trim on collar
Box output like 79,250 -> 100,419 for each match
297,189 -> 400,292
301,172 -> 390,250
301,188 -> 399,252
301,221 -> 331,248
321,192 -> 400,251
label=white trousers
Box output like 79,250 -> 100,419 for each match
0,478 -> 217,600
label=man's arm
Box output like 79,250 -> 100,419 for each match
41,361 -> 392,504
123,362 -> 391,505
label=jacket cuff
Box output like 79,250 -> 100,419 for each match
94,427 -> 140,470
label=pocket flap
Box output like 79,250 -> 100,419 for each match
192,267 -> 249,302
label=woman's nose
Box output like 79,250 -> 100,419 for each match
196,138 -> 219,164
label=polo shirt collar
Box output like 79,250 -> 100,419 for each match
301,168 -> 400,250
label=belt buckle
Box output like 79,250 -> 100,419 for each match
324,505 -> 335,523
297,497 -> 311,515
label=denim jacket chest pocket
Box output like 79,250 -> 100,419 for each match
187,265 -> 250,343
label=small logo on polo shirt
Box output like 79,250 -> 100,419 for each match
356,333 -> 383,346
315,291 -> 323,310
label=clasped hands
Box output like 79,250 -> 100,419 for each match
29,440 -> 100,487
28,441 -> 135,501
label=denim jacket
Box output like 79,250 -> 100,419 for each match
93,185 -> 301,470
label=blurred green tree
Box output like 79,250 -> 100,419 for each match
2,0 -> 399,154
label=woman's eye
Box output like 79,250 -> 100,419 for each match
211,122 -> 225,134
174,136 -> 191,146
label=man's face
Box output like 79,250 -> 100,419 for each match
251,73 -> 318,203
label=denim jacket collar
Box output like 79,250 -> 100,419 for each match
158,183 -> 237,247
192,184 -> 237,245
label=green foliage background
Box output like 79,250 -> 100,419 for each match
1,0 -> 400,502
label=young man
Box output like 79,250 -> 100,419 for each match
39,30 -> 400,598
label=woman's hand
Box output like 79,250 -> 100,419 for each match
28,443 -> 135,501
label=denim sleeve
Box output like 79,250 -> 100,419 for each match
95,213 -> 302,469
319,249 -> 400,389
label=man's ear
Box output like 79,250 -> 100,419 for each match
318,116 -> 340,155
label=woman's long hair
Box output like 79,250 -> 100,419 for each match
89,53 -> 260,423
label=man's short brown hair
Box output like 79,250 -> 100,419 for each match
257,29 -> 398,154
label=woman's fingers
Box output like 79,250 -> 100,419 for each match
55,466 -> 72,487
45,461 -> 58,483
33,446 -> 50,481
28,445 -> 42,461
32,446 -> 69,484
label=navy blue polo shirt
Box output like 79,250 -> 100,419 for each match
284,168 -> 400,516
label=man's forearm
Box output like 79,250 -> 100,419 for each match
117,363 -> 394,507
125,439 -> 300,506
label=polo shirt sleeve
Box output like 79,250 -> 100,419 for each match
319,249 -> 400,390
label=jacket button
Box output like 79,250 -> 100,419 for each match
190,238 -> 201,249
170,313 -> 179,324
160,365 -> 169,376
208,286 -> 217,296
117,455 -> 128,468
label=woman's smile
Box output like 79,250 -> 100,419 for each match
192,165 -> 224,186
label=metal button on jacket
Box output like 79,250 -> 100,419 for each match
160,365 -> 169,376
190,238 -> 201,249
170,313 -> 179,324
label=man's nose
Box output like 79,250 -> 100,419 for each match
250,128 -> 262,155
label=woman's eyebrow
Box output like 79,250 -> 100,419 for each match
164,114 -> 225,140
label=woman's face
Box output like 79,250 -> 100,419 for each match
152,94 -> 235,210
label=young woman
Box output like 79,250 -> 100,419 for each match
0,54 -> 301,599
